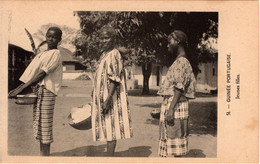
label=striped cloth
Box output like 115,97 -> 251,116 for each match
33,85 -> 56,144
91,49 -> 133,142
158,96 -> 189,157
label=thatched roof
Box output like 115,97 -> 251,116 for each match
58,47 -> 78,62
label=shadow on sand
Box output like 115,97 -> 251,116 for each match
141,101 -> 217,136
128,89 -> 216,98
51,145 -> 152,157
184,149 -> 206,158
159,149 -> 206,158
51,145 -> 204,157
128,89 -> 159,97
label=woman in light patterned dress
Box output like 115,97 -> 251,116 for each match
91,25 -> 133,156
158,30 -> 196,157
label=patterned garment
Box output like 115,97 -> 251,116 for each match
20,49 -> 63,95
157,56 -> 195,157
33,85 -> 56,144
158,96 -> 189,157
159,137 -> 188,157
157,56 -> 196,99
91,49 -> 133,142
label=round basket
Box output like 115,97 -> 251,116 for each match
150,108 -> 161,119
67,114 -> 91,130
15,94 -> 37,105
67,104 -> 92,130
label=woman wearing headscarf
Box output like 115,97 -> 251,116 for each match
91,25 -> 133,156
157,30 -> 196,157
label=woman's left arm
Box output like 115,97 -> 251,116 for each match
102,80 -> 119,115
102,50 -> 123,115
8,70 -> 46,98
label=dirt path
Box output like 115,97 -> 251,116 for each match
8,80 -> 217,157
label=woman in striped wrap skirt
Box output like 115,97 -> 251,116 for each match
9,27 -> 63,156
91,25 -> 133,156
157,30 -> 196,157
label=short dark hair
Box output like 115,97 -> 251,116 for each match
47,27 -> 62,39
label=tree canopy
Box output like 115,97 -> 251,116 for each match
74,12 -> 217,66
73,12 -> 218,94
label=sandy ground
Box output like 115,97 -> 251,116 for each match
8,80 -> 217,157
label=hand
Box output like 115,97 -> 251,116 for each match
101,96 -> 112,115
8,87 -> 24,98
166,109 -> 175,126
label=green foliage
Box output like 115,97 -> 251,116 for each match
73,12 -> 168,67
73,11 -> 218,94
73,11 -> 218,76
73,12 -> 114,67
198,20 -> 218,63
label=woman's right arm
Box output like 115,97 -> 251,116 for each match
8,84 -> 24,95
8,70 -> 46,98
166,88 -> 183,125
165,59 -> 190,125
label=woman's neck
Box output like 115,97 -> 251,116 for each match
176,46 -> 186,59
48,46 -> 58,50
103,47 -> 114,54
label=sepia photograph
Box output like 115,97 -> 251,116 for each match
0,1 -> 258,163
7,10 -> 218,158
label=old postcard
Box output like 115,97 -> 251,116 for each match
0,0 -> 259,163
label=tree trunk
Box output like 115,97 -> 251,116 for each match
142,63 -> 152,95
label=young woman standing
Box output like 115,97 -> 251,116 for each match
9,27 -> 63,156
91,25 -> 133,156
157,30 -> 196,157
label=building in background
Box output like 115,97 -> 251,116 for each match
59,47 -> 87,80
8,43 -> 87,91
126,64 -> 168,90
8,44 -> 34,91
59,47 -> 86,72
126,60 -> 218,93
196,61 -> 218,93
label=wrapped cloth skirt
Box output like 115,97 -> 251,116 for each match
33,85 -> 56,144
158,96 -> 189,157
